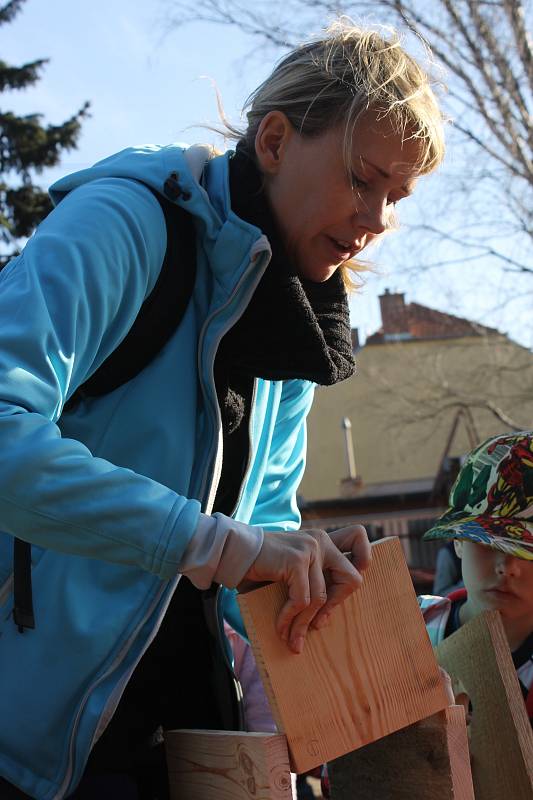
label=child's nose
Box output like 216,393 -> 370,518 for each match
495,553 -> 521,576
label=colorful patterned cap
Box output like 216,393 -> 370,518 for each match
423,431 -> 533,561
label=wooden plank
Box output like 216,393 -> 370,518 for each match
237,537 -> 448,773
165,730 -> 294,800
436,610 -> 533,800
328,705 -> 474,800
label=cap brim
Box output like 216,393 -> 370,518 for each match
423,516 -> 533,561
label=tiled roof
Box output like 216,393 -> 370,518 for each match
366,292 -> 498,344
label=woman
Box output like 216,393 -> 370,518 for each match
0,21 -> 445,800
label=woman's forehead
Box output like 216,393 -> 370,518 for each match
346,124 -> 423,183
342,108 -> 425,171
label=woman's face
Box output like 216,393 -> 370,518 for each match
255,109 -> 422,282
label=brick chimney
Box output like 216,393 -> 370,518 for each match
379,289 -> 409,335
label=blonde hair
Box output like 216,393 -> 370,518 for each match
223,20 -> 446,286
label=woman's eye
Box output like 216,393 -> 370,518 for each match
351,173 -> 368,190
387,195 -> 403,207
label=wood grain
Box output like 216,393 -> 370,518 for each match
437,610 -> 533,800
328,705 -> 474,800
238,537 -> 448,772
165,730 -> 293,800
444,705 -> 475,800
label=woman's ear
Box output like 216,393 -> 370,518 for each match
254,111 -> 293,175
453,539 -> 463,558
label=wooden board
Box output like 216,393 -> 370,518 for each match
436,610 -> 533,800
328,705 -> 474,800
238,537 -> 448,773
165,730 -> 293,800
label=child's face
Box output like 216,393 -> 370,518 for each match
455,539 -> 533,626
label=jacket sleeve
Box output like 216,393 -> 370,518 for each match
0,177 -> 210,580
249,378 -> 315,531
417,594 -> 450,646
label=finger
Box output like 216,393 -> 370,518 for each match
275,561 -> 311,645
312,539 -> 362,623
330,525 -> 371,571
311,576 -> 361,630
317,577 -> 361,622
323,537 -> 363,585
288,556 -> 328,654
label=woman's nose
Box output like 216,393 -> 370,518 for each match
355,196 -> 388,235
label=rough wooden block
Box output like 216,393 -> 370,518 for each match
238,537 -> 448,773
328,705 -> 474,800
165,730 -> 293,800
437,610 -> 533,800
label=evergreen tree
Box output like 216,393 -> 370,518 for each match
0,0 -> 89,265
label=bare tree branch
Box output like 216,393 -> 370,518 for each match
402,223 -> 533,273
502,0 -> 533,89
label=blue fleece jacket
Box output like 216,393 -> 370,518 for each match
0,143 -> 314,799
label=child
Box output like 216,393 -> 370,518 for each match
421,430 -> 533,721
320,431 -> 533,798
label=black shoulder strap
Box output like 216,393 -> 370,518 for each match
13,182 -> 197,631
13,538 -> 35,632
65,185 -> 196,407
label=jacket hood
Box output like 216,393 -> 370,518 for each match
49,143 -> 231,240
49,143 -> 272,280
50,143 -> 214,202
51,142 -> 215,198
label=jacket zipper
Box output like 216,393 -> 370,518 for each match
197,248 -> 269,511
203,378 -> 259,732
196,252 -> 268,721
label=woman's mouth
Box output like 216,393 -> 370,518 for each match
327,236 -> 361,261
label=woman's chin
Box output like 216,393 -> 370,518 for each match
298,261 -> 342,283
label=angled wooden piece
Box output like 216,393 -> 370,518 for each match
238,537 -> 448,773
328,705 -> 474,800
436,610 -> 533,800
165,730 -> 293,800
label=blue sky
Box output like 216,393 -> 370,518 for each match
3,0 -> 267,171
3,0 -> 531,347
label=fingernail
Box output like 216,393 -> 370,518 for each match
292,636 -> 304,654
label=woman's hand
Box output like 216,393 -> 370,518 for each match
238,525 -> 371,654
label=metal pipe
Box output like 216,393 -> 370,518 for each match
342,417 -> 356,479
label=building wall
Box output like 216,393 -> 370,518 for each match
300,333 -> 533,501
